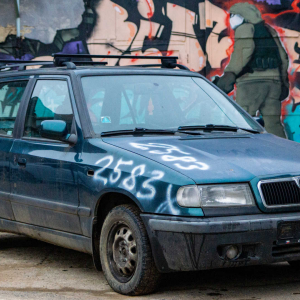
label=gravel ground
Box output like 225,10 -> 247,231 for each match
0,232 -> 300,300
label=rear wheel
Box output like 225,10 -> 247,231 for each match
99,204 -> 160,295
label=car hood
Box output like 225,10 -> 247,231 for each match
102,133 -> 300,184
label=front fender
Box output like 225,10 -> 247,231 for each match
78,140 -> 204,238
90,147 -> 201,216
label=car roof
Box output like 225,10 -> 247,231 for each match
0,65 -> 198,79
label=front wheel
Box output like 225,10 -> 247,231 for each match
99,204 -> 160,295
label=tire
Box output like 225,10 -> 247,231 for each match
99,204 -> 160,296
288,261 -> 300,267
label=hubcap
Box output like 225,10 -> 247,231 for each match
112,226 -> 137,277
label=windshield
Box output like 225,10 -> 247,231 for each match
81,75 -> 261,135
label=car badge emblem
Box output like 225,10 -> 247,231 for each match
294,177 -> 300,188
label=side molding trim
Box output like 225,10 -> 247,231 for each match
9,193 -> 91,217
0,217 -> 92,254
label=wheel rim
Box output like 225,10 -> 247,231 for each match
107,223 -> 138,282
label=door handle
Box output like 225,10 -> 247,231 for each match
17,158 -> 27,166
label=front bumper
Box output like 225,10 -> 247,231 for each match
141,212 -> 300,273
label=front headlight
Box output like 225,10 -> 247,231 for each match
176,184 -> 254,208
176,185 -> 201,207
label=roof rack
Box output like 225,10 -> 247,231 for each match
54,60 -> 108,70
0,61 -> 54,71
0,59 -> 107,71
129,64 -> 189,70
0,60 -> 52,64
0,54 -> 189,72
53,53 -> 189,70
53,53 -> 179,60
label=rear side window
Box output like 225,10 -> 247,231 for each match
23,80 -> 73,138
0,81 -> 28,136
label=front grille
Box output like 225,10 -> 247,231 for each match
259,178 -> 300,207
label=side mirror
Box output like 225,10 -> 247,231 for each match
40,120 -> 76,143
253,117 -> 265,127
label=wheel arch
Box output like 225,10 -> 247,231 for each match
91,189 -> 143,270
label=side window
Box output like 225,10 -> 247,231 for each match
0,81 -> 28,136
24,80 -> 73,138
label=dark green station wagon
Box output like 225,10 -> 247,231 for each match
0,54 -> 300,295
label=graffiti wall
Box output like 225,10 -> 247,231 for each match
1,0 -> 300,140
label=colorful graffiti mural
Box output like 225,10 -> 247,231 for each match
1,0 -> 300,140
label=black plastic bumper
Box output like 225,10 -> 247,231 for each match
141,212 -> 300,273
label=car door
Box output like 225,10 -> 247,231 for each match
0,79 -> 30,220
10,77 -> 82,234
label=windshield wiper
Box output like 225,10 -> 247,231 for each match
101,124 -> 260,137
178,124 -> 260,134
101,127 -> 176,137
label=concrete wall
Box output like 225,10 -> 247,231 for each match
1,0 -> 300,140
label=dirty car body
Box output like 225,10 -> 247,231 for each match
1,60 -> 300,295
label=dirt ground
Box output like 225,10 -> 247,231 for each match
0,232 -> 300,300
